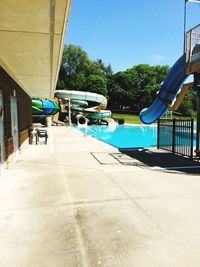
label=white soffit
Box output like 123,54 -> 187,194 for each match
0,0 -> 72,98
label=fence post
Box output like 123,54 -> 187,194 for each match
172,118 -> 176,153
157,119 -> 160,149
194,73 -> 200,156
191,118 -> 194,159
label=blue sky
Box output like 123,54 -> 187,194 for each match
65,0 -> 200,73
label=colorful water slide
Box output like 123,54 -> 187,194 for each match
32,99 -> 60,122
54,90 -> 111,120
140,54 -> 189,124
55,90 -> 107,107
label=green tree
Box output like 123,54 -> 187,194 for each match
84,75 -> 108,96
57,44 -> 90,90
108,64 -> 169,111
86,59 -> 112,78
108,71 -> 135,109
178,90 -> 196,116
62,44 -> 90,76
57,44 -> 112,93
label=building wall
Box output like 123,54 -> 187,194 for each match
0,66 -> 32,168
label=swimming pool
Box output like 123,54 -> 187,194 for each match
77,124 -> 157,149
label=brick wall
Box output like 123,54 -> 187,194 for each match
0,66 -> 32,164
19,129 -> 29,151
0,66 -> 32,137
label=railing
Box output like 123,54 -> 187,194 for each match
186,24 -> 200,73
157,119 -> 194,158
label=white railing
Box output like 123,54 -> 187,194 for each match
186,24 -> 200,73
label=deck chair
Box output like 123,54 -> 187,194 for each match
36,129 -> 48,145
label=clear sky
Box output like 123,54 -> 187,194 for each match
65,0 -> 200,73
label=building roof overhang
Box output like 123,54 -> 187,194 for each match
0,0 -> 72,98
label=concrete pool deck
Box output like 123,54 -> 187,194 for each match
1,126 -> 200,266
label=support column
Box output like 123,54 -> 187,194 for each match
45,116 -> 52,127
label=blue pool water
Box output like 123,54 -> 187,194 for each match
77,125 -> 157,149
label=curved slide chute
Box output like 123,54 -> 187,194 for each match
55,90 -> 111,121
140,54 -> 189,124
55,90 -> 107,108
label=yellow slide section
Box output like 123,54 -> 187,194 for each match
170,82 -> 193,111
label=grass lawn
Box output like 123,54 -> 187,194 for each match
112,113 -> 196,124
112,113 -> 142,124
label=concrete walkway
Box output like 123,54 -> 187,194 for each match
1,126 -> 200,266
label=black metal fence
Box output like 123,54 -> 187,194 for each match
157,119 -> 194,158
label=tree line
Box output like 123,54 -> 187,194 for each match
57,44 -> 196,116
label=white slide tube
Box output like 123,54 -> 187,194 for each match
55,90 -> 107,107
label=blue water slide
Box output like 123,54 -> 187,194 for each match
42,100 -> 57,115
140,54 -> 189,124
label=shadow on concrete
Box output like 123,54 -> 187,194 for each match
116,148 -> 200,174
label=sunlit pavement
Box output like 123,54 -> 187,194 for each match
0,126 -> 200,266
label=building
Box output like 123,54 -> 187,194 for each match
0,0 -> 72,177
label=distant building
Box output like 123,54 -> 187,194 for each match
0,0 -> 72,177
